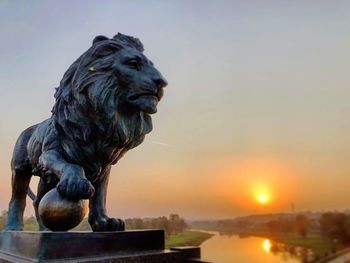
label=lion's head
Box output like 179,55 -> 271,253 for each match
52,33 -> 167,148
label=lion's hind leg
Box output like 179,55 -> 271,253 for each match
5,127 -> 35,231
6,168 -> 32,231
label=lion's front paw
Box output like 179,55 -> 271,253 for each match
57,174 -> 94,200
89,215 -> 125,232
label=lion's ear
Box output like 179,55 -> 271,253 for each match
93,35 -> 109,45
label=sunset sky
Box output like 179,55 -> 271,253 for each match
0,1 -> 350,219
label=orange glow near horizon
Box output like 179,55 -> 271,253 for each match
213,156 -> 298,213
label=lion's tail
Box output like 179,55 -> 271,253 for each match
27,187 -> 36,201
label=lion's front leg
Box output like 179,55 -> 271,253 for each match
39,150 -> 95,200
88,166 -> 125,232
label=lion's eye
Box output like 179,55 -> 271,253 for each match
126,59 -> 140,70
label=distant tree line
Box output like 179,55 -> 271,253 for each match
125,214 -> 187,236
0,211 -> 39,231
191,213 -> 313,237
319,212 -> 350,244
264,211 -> 350,243
265,214 -> 309,237
0,211 -> 6,230
0,211 -> 187,236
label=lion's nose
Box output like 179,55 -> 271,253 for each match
154,76 -> 168,89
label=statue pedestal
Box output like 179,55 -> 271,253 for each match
0,230 -> 206,262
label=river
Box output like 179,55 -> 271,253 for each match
199,231 -> 314,263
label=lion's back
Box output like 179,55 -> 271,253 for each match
25,119 -> 59,167
11,124 -> 39,172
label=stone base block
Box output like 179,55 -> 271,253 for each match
0,230 -> 206,263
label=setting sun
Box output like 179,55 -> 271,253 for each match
257,194 -> 269,204
252,182 -> 272,206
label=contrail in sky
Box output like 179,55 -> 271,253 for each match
148,140 -> 173,147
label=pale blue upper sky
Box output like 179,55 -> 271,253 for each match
0,1 -> 350,219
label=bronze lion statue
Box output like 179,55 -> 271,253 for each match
5,33 -> 167,231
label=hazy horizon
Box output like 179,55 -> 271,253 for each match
1,1 -> 350,220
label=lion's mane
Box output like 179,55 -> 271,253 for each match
51,33 -> 152,175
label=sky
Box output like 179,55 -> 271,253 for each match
0,1 -> 350,220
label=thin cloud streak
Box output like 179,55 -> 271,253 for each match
148,140 -> 174,148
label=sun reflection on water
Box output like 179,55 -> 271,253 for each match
262,239 -> 272,253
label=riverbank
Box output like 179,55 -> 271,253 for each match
269,233 -> 336,258
165,230 -> 214,248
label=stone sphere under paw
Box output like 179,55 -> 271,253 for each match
38,188 -> 88,231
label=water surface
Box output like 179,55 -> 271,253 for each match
200,231 -> 313,263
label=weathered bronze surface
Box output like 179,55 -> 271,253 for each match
38,188 -> 88,231
5,33 -> 167,232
